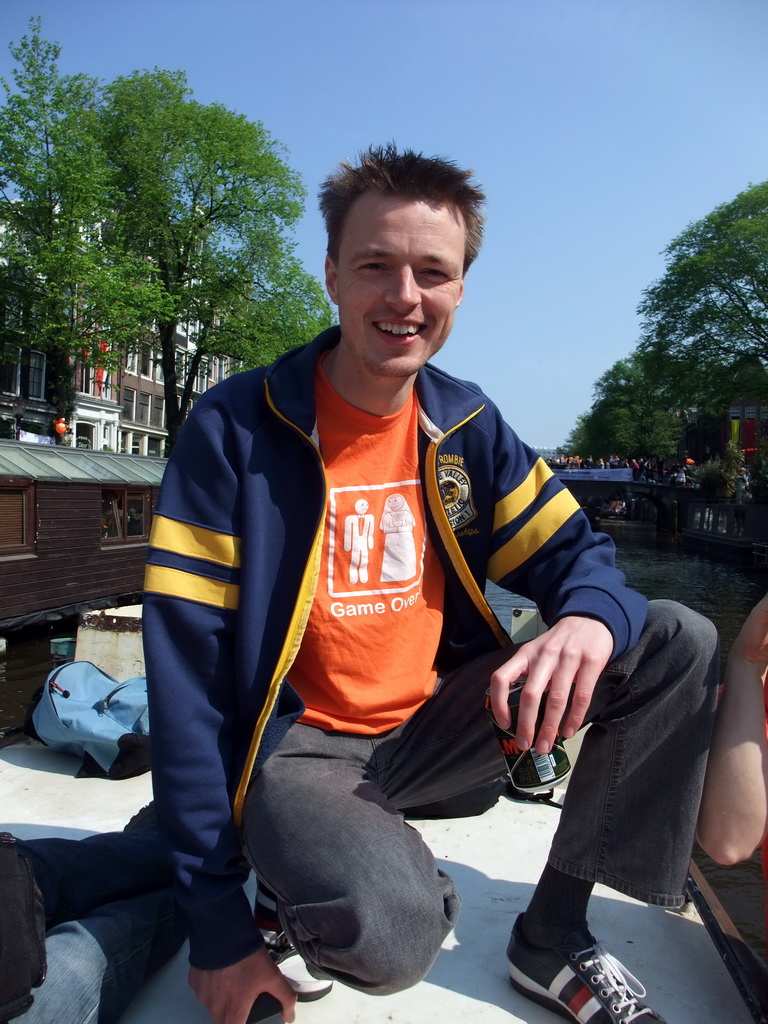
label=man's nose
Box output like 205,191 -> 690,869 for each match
386,267 -> 419,309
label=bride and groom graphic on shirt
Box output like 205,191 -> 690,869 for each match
340,489 -> 418,586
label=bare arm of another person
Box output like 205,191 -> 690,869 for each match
190,946 -> 297,1024
697,592 -> 768,865
488,616 -> 614,754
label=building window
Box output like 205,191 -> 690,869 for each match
138,392 -> 151,425
122,387 -> 136,421
78,363 -> 92,394
147,437 -> 163,457
214,357 -> 228,383
0,485 -> 33,555
175,349 -> 186,380
75,424 -> 94,449
140,350 -> 152,378
28,351 -> 46,400
101,488 -> 149,541
151,395 -> 164,428
195,359 -> 209,393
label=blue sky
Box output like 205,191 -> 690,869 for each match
2,0 -> 768,449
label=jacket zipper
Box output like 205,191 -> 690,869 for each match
232,382 -> 327,829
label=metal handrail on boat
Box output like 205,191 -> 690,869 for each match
686,861 -> 768,1024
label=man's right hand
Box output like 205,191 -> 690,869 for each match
189,945 -> 297,1024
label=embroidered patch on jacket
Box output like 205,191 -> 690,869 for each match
438,465 -> 477,530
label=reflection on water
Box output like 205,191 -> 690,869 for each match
607,524 -> 766,657
489,523 -> 766,659
490,522 -> 768,960
0,621 -> 78,733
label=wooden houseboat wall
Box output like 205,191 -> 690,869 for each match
682,498 -> 768,564
0,440 -> 166,631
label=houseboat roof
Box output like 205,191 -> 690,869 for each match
0,439 -> 167,486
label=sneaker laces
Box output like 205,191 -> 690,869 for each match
575,940 -> 654,1022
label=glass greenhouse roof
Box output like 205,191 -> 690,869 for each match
0,440 -> 167,485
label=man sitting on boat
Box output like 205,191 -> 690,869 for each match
143,144 -> 720,1024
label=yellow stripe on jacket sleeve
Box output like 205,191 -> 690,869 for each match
144,564 -> 239,611
149,515 -> 241,568
493,458 -> 554,534
488,488 -> 580,583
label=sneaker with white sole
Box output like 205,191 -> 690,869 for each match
263,930 -> 333,1002
506,913 -> 667,1023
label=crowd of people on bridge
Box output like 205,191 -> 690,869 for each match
548,453 -> 702,486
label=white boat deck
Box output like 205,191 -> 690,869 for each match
0,736 -> 754,1024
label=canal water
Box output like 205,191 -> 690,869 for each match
1,522 -> 766,955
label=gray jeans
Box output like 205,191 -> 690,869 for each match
243,599 -> 718,994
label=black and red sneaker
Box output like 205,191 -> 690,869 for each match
506,913 -> 667,1023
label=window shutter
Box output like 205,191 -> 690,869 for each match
0,491 -> 25,548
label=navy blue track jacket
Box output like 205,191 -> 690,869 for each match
143,327 -> 648,969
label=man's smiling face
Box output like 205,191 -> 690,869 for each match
323,192 -> 466,414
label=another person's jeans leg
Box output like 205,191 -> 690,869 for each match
16,829 -> 185,1024
19,888 -> 184,1024
18,828 -> 174,925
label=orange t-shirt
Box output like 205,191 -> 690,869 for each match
288,367 -> 445,733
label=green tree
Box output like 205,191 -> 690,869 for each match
100,70 -> 333,449
564,353 -> 681,460
638,180 -> 768,398
0,19 -> 161,420
562,413 -> 592,456
693,440 -> 743,498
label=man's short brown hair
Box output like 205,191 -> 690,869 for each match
319,143 -> 486,272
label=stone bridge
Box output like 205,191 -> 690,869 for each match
556,476 -> 697,534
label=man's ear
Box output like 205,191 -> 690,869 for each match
325,255 -> 339,305
456,278 -> 465,308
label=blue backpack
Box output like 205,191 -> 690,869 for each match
25,661 -> 151,779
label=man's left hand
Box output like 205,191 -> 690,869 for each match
488,616 -> 614,753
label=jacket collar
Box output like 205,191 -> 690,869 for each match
264,327 -> 339,436
265,326 -> 486,437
